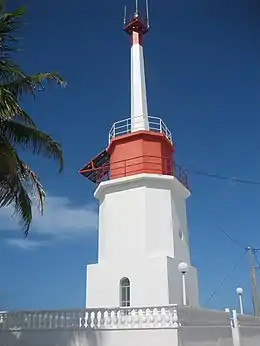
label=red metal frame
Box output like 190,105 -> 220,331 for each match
79,154 -> 188,189
124,16 -> 149,36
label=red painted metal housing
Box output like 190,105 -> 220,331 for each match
79,154 -> 188,188
79,130 -> 188,188
107,131 -> 173,179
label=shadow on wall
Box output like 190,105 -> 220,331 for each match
0,329 -> 103,346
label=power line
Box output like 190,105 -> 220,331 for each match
219,228 -> 260,253
219,228 -> 246,249
204,249 -> 248,304
215,228 -> 260,313
176,163 -> 260,187
187,169 -> 260,186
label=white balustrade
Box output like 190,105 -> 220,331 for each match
108,116 -> 173,144
0,306 -> 179,331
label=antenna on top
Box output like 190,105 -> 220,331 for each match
124,5 -> 127,25
146,0 -> 150,28
135,0 -> 139,16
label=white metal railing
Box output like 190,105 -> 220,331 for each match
108,116 -> 173,144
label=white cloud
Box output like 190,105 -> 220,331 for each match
0,194 -> 98,249
5,238 -> 47,250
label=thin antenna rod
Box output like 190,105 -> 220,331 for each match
146,0 -> 150,27
135,0 -> 139,15
124,5 -> 127,25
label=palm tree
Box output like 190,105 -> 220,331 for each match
0,3 -> 66,236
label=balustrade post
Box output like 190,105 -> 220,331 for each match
231,310 -> 241,346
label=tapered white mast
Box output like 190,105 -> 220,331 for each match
124,1 -> 150,132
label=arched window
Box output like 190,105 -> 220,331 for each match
120,277 -> 130,307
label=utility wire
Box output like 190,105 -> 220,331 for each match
174,161 -> 260,187
185,169 -> 260,187
219,228 -> 246,249
204,249 -> 248,304
219,228 -> 260,253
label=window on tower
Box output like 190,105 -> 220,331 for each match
119,277 -> 130,307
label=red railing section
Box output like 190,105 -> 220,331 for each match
80,155 -> 188,189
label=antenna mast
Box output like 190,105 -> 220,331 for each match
124,0 -> 149,36
124,5 -> 127,25
146,0 -> 150,28
135,0 -> 139,16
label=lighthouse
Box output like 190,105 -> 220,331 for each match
79,2 -> 199,308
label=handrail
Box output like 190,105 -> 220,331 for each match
80,155 -> 188,188
108,116 -> 173,144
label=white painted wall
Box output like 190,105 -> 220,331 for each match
86,174 -> 199,308
179,326 -> 234,346
1,306 -> 260,346
0,328 -> 179,346
237,313 -> 260,346
167,257 -> 199,307
131,43 -> 149,131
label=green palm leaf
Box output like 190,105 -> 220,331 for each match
13,183 -> 32,237
0,1 -> 66,235
3,72 -> 67,98
0,86 -> 23,120
2,120 -> 63,172
15,110 -> 35,127
22,164 -> 45,215
0,137 -> 45,235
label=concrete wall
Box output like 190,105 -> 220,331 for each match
179,326 -> 234,346
1,305 -> 260,346
237,314 -> 260,346
177,306 -> 234,346
0,328 -> 178,346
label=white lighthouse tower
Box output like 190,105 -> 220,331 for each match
79,2 -> 199,309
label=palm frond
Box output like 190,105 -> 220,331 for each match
0,3 -> 65,235
0,137 -> 41,236
2,120 -> 63,172
3,72 -> 67,99
14,110 -> 36,127
0,61 -> 26,84
0,6 -> 25,37
0,0 -> 5,16
19,162 -> 45,214
13,182 -> 32,237
0,134 -> 20,188
0,85 -> 23,120
0,135 -> 22,209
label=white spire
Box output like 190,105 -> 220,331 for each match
130,32 -> 149,132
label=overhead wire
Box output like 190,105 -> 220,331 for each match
219,228 -> 247,250
173,161 -> 260,187
171,162 -> 260,299
203,249 -> 248,304
184,168 -> 260,187
146,115 -> 260,188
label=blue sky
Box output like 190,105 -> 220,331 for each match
0,0 -> 259,313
